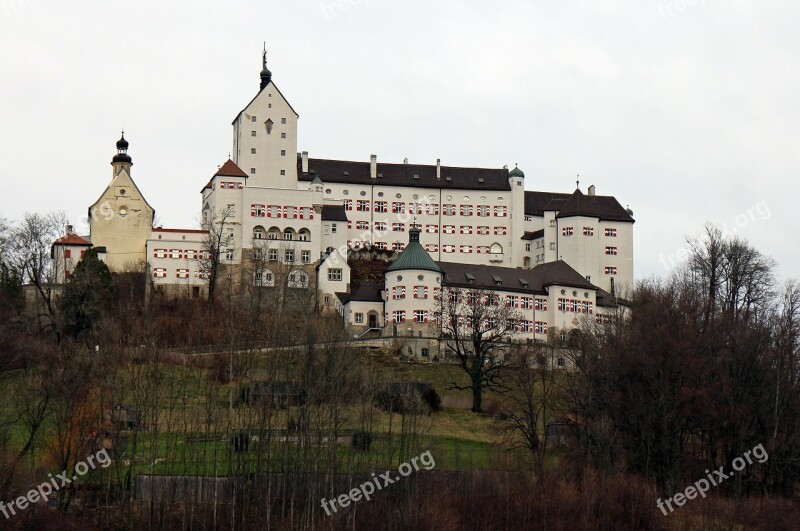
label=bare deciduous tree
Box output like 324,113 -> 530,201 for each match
437,286 -> 521,412
198,206 -> 235,304
8,211 -> 68,341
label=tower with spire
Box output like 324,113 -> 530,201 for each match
230,44 -> 299,189
260,44 -> 272,90
111,131 -> 132,177
88,134 -> 155,271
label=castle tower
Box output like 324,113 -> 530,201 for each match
231,47 -> 299,189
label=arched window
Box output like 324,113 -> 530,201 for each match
288,269 -> 309,289
283,228 -> 295,241
268,227 -> 281,240
253,226 -> 265,240
254,268 -> 275,287
298,228 -> 310,241
490,243 -> 504,254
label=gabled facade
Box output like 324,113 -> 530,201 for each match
88,134 -> 155,271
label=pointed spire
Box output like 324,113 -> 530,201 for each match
260,42 -> 272,90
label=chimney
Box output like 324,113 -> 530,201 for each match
436,158 -> 441,179
404,157 -> 408,165
301,151 -> 309,173
370,154 -> 377,179
588,184 -> 596,196
66,224 -> 74,234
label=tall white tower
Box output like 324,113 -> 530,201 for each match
232,47 -> 299,189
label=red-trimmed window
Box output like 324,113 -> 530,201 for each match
562,227 -> 574,236
392,202 -> 406,213
477,205 -> 490,217
460,225 -> 473,235
443,204 -> 456,216
460,205 -> 473,216
605,246 -> 618,255
604,228 -> 617,237
374,201 -> 387,213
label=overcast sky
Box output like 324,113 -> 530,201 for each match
1,0 -> 798,281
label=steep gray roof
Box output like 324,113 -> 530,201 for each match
437,260 -> 595,294
298,158 -> 511,191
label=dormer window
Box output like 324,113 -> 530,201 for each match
465,272 -> 475,285
492,275 -> 502,286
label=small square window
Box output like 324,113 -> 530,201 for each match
251,116 -> 257,122
280,150 -> 286,156
251,148 -> 256,154
281,118 -> 287,124
280,170 -> 286,175
281,132 -> 286,138
268,103 -> 272,108
251,130 -> 256,137
250,168 -> 256,174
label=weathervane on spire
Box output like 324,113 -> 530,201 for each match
260,42 -> 272,90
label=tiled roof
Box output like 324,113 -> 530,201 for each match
298,158 -> 511,191
595,288 -> 619,308
53,233 -> 92,246
524,191 -> 572,216
524,189 -> 634,223
214,159 -> 248,178
437,260 -> 595,294
522,229 -> 545,240
556,189 -> 634,222
342,282 -> 384,303
321,204 -> 348,222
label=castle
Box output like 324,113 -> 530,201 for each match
53,51 -> 634,348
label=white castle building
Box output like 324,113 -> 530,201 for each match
61,51 -> 634,345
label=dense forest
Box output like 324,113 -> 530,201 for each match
1,214 -> 799,530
